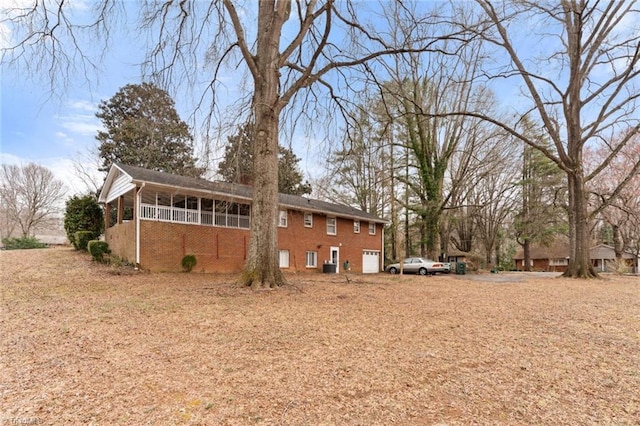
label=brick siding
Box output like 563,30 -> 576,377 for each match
106,211 -> 382,273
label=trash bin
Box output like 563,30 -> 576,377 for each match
456,262 -> 466,275
323,263 -> 337,273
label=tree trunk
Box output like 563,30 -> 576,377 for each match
240,1 -> 287,289
563,171 -> 597,278
612,224 -> 623,260
523,239 -> 531,272
424,206 -> 440,260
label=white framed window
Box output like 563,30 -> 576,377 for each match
354,220 -> 360,233
327,217 -> 337,235
550,258 -> 568,266
368,222 -> 376,235
304,212 -> 313,228
306,251 -> 317,268
279,210 -> 288,227
279,250 -> 290,268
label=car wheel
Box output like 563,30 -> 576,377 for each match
418,268 -> 428,275
388,267 -> 398,274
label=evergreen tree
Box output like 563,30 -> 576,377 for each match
96,82 -> 203,177
63,194 -> 104,248
218,122 -> 311,196
514,122 -> 567,271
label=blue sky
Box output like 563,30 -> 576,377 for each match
0,1 -> 323,199
1,4 -> 148,196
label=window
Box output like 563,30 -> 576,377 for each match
304,212 -> 313,228
369,222 -> 376,235
354,220 -> 360,233
279,250 -> 290,268
306,251 -> 317,268
279,210 -> 288,227
550,258 -> 568,266
327,217 -> 337,235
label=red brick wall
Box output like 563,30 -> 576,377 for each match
278,210 -> 382,273
139,221 -> 248,273
109,211 -> 383,273
517,258 -> 568,272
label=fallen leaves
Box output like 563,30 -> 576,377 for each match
1,247 -> 639,424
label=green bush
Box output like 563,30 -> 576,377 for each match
88,240 -> 110,262
181,254 -> 197,272
1,236 -> 47,250
74,231 -> 94,251
64,194 -> 104,248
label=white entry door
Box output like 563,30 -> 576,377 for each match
330,246 -> 340,273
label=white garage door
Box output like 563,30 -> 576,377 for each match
362,250 -> 380,273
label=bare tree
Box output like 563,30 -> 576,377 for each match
587,130 -> 640,262
0,163 -> 66,238
455,0 -> 640,278
360,1 -> 496,261
2,1 -> 458,288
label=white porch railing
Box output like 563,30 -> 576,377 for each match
140,203 -> 249,229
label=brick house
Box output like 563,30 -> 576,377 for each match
514,241 -> 640,273
514,240 -> 570,272
98,163 -> 386,273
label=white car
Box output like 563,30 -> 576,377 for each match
386,257 -> 449,275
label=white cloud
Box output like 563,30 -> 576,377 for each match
53,99 -> 102,151
0,152 -> 23,165
68,99 -> 97,112
58,117 -> 101,136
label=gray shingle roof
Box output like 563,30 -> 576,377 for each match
114,163 -> 386,224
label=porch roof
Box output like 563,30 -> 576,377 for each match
99,163 -> 387,224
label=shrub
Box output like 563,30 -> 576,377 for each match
64,194 -> 104,248
181,254 -> 197,272
74,231 -> 94,251
1,236 -> 47,250
88,240 -> 110,262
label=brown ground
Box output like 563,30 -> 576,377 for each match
1,248 -> 639,425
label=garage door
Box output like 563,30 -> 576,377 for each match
362,250 -> 380,273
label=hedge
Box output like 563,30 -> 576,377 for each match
88,240 -> 110,262
74,231 -> 94,251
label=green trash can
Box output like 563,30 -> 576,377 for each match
456,262 -> 466,275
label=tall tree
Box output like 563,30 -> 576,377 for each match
370,7 -> 492,260
213,1 -> 453,288
514,120 -> 567,271
323,103 -> 390,216
469,133 -> 521,268
2,0 -> 462,288
218,122 -> 312,196
96,82 -> 203,177
467,1 -> 640,277
0,163 -> 66,238
586,130 -> 640,262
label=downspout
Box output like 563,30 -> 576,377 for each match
135,183 -> 146,268
381,224 -> 385,273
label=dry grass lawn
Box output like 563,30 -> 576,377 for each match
2,247 -> 639,425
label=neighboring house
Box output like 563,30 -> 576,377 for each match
98,163 -> 386,273
590,244 -> 639,273
514,241 -> 570,272
514,241 -> 640,273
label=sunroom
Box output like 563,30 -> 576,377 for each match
138,190 -> 250,229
